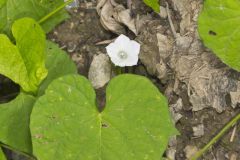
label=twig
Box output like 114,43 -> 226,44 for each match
230,125 -> 237,142
166,2 -> 177,37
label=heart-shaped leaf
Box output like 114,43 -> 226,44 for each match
0,0 -> 69,36
31,74 -> 178,160
0,18 -> 48,93
198,0 -> 240,71
0,93 -> 36,154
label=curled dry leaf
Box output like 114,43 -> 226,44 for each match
97,0 -> 125,34
113,5 -> 137,34
97,0 -> 142,35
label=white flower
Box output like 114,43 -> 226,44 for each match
106,34 -> 140,67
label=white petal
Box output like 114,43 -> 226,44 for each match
129,40 -> 141,55
106,42 -> 117,57
106,34 -> 140,67
114,34 -> 130,49
124,54 -> 138,66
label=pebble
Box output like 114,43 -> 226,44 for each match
184,145 -> 198,159
192,124 -> 204,137
88,54 -> 111,89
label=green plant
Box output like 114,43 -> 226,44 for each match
31,74 -> 178,159
0,0 -> 69,36
0,18 -> 48,93
143,0 -> 160,13
0,0 -> 178,160
198,0 -> 240,71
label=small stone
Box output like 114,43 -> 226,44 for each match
166,148 -> 176,160
176,34 -> 193,50
216,147 -> 227,160
170,98 -> 183,123
67,42 -> 77,53
88,54 -> 111,89
229,153 -> 238,160
192,124 -> 204,137
172,98 -> 183,111
184,145 -> 198,159
230,82 -> 240,108
170,107 -> 183,123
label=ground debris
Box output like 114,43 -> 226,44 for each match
170,98 -> 183,123
230,81 -> 240,108
184,145 -> 198,159
229,152 -> 238,160
166,148 -> 176,160
192,124 -> 204,137
188,66 -> 237,112
96,0 -> 150,35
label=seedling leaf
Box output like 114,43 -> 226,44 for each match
0,0 -> 69,36
143,0 -> 160,13
0,41 -> 77,155
0,18 -> 48,93
198,0 -> 240,71
31,74 -> 178,160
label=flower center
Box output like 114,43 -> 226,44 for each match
118,51 -> 128,59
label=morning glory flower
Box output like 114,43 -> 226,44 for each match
106,34 -> 140,67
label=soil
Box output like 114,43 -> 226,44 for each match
0,0 -> 239,160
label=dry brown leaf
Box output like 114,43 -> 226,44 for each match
97,0 -> 141,35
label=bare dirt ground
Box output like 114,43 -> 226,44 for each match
1,0 -> 239,160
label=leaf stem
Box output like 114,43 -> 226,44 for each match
190,113 -> 240,160
38,0 -> 74,24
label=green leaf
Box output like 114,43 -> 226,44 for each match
0,0 -> 6,8
143,0 -> 160,12
37,41 -> 77,96
0,18 -> 48,93
0,93 -> 36,154
0,41 -> 76,156
31,74 -> 178,160
0,149 -> 6,160
0,0 -> 68,36
198,0 -> 240,71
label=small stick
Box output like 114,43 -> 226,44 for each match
230,125 -> 237,142
166,2 -> 177,37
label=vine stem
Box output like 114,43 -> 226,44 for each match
190,113 -> 240,160
38,0 -> 74,24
